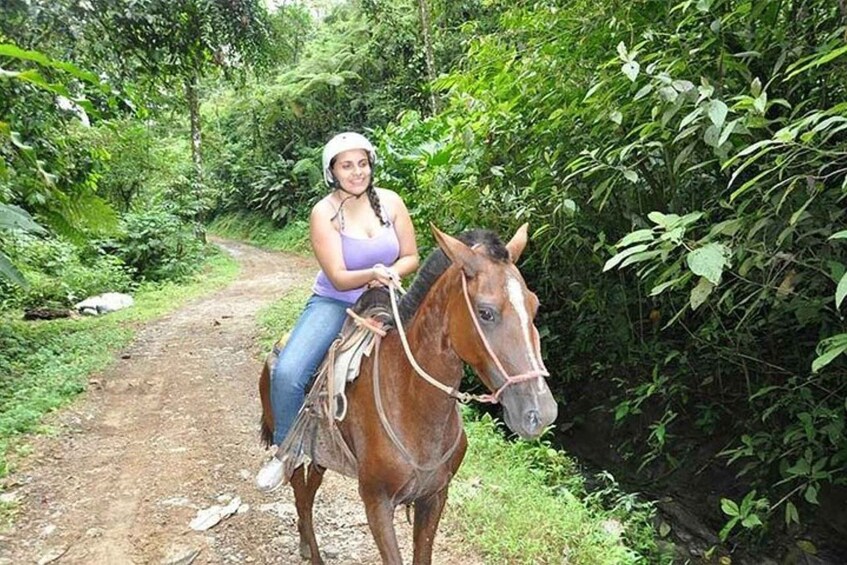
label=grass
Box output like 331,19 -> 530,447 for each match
208,211 -> 312,254
256,282 -> 668,564
256,286 -> 312,349
445,412 -> 670,564
0,246 -> 239,481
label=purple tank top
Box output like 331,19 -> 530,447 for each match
312,225 -> 401,304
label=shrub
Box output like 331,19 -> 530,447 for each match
0,233 -> 134,310
108,209 -> 205,282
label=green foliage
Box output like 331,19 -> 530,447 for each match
1,43 -> 120,243
719,490 -> 769,541
203,0 -> 479,224
77,120 -> 160,213
202,78 -> 325,222
195,0 -> 507,245
375,110 -> 483,240
569,0 -> 847,533
448,412 -> 666,564
0,318 -> 131,477
83,0 -> 273,82
0,233 -> 134,310
0,118 -> 206,308
208,212 -> 311,254
59,0 -> 281,220
359,0 -> 847,546
108,209 -> 206,282
266,4 -> 314,65
0,204 -> 44,286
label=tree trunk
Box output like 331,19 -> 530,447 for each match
185,73 -> 203,184
417,0 -> 438,116
184,73 -> 206,242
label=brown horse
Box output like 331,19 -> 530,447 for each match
259,224 -> 558,564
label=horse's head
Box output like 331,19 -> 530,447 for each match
432,224 -> 558,440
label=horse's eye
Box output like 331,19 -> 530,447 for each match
477,307 -> 496,323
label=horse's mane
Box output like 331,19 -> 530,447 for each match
398,229 -> 510,323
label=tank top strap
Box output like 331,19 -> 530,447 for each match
329,198 -> 347,232
328,193 -> 391,233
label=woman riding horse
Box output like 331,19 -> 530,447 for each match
256,132 -> 419,492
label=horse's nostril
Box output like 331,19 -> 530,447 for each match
526,410 -> 541,433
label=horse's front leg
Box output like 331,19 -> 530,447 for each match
360,484 -> 403,564
411,487 -> 448,565
291,464 -> 326,564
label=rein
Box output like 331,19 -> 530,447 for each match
386,270 -> 548,405
372,336 -> 464,473
387,279 -> 481,404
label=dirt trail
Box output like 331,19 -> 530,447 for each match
0,239 -> 480,565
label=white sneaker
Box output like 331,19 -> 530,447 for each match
256,456 -> 284,492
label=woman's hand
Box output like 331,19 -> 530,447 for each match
369,263 -> 400,287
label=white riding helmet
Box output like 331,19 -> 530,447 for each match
322,132 -> 377,187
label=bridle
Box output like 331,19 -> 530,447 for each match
362,265 -> 549,473
386,269 -> 549,405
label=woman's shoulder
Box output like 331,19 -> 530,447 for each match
310,195 -> 338,223
375,187 -> 403,205
311,194 -> 336,214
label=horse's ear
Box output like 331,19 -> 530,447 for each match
431,224 -> 482,277
505,223 -> 529,263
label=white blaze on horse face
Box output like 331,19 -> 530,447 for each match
506,274 -> 545,375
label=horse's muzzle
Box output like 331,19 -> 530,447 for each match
501,388 -> 558,440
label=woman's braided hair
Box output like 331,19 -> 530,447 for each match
366,182 -> 389,227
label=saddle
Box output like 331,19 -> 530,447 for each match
276,288 -> 394,483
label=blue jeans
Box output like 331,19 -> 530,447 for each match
271,294 -> 350,446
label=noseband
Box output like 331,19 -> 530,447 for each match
387,270 -> 549,404
458,273 -> 549,402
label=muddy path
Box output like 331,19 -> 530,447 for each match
0,239 -> 481,565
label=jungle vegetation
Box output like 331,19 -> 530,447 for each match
2,0 -> 846,560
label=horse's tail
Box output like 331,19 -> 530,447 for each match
258,348 -> 277,449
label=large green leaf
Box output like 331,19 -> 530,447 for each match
686,243 -> 731,285
0,43 -> 101,86
690,276 -> 714,310
0,67 -> 74,98
785,44 -> 847,80
0,204 -> 45,233
812,334 -> 847,373
0,251 -> 27,288
603,244 -> 649,272
616,229 -> 654,248
836,272 -> 847,310
707,99 -> 728,129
